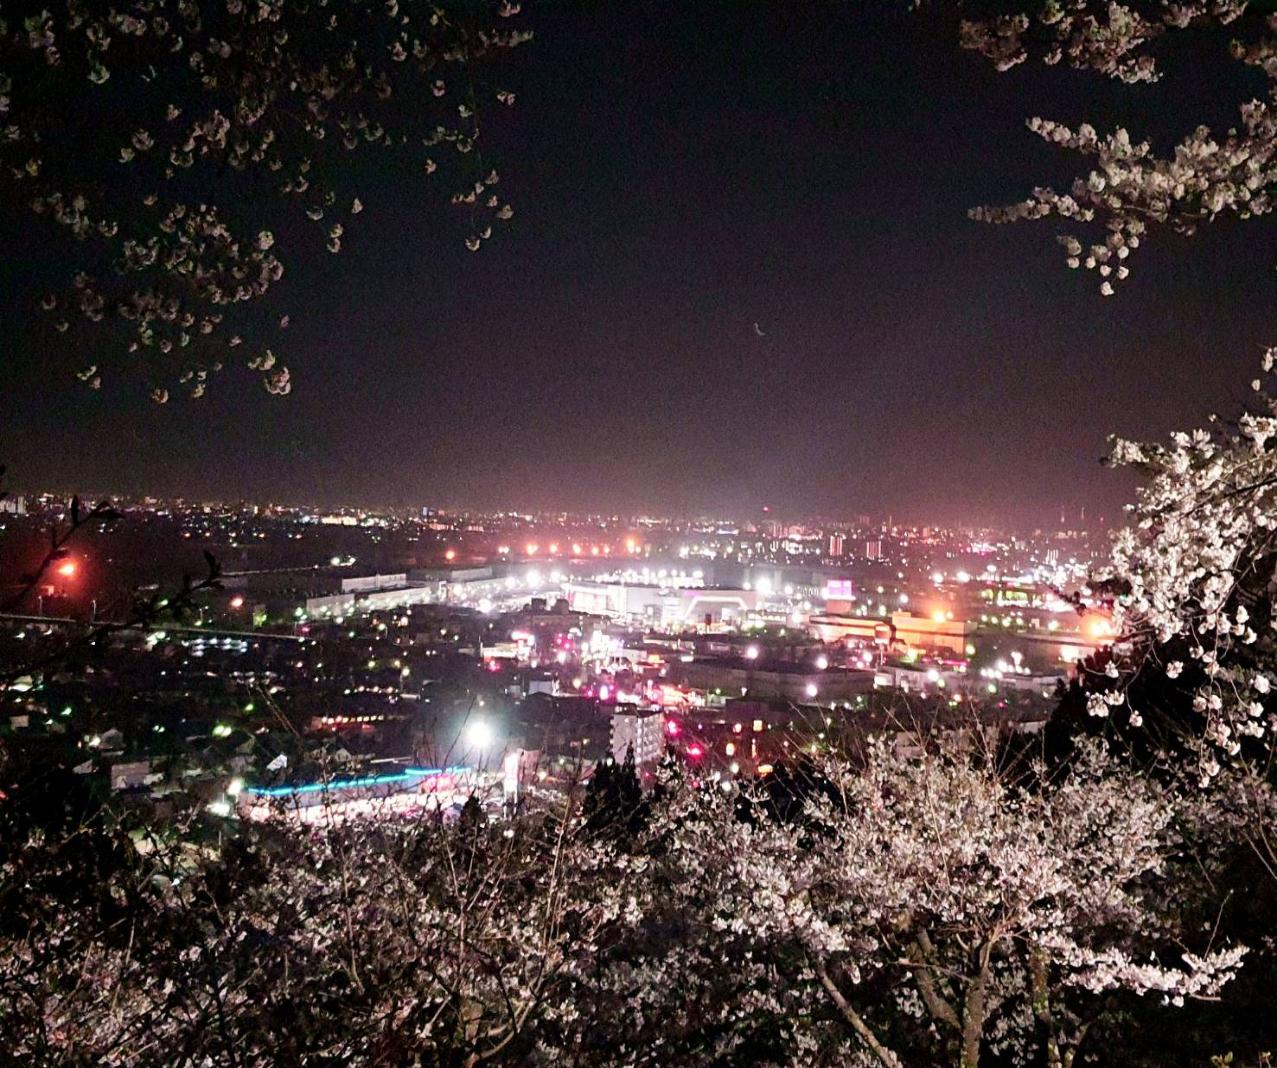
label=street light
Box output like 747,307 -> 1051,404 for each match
464,719 -> 494,750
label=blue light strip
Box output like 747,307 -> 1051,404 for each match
244,766 -> 469,798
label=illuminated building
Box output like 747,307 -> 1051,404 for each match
236,767 -> 472,824
341,572 -> 409,594
610,709 -> 666,766
566,581 -> 759,627
809,611 -> 977,656
306,584 -> 439,617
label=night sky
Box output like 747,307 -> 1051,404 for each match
2,0 -> 1274,525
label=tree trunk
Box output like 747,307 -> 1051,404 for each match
959,956 -> 991,1068
1029,948 -> 1063,1068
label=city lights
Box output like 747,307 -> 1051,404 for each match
464,719 -> 494,750
5,496 -> 1112,892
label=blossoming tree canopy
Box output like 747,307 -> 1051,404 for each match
4,740 -> 1246,1068
962,0 -> 1277,296
0,1 -> 527,399
1078,347 -> 1277,779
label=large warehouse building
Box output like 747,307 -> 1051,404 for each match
566,581 -> 760,628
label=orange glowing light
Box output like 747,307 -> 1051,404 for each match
1084,615 -> 1114,639
526,542 -> 539,556
444,548 -> 457,562
548,542 -> 559,554
56,560 -> 77,578
571,543 -> 582,555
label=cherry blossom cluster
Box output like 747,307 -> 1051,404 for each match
959,1 -> 1247,83
0,739 -> 1248,1067
962,2 -> 1276,295
0,1 -> 529,399
4,800 -> 627,1065
1092,349 -> 1277,779
567,742 -> 1242,1067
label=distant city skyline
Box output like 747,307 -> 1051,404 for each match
0,484 -> 1110,535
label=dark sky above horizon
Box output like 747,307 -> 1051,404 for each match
2,0 -> 1274,526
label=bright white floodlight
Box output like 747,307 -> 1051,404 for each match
464,719 -> 494,749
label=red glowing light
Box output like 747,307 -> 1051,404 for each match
687,744 -> 704,758
56,560 -> 77,578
